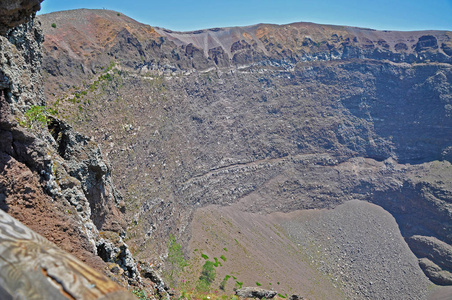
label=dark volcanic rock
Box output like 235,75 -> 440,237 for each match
419,258 -> 452,285
415,35 -> 439,51
395,42 -> 408,51
442,43 -> 452,56
208,46 -> 229,67
406,236 -> 452,276
0,0 -> 43,34
109,28 -> 146,64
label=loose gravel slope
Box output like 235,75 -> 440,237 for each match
188,200 -> 433,299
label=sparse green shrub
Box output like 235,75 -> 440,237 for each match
105,61 -> 116,72
165,234 -> 187,287
235,281 -> 243,289
197,261 -> 216,292
132,289 -> 147,300
213,257 -> 222,267
100,73 -> 114,81
117,13 -> 121,16
219,275 -> 231,291
21,105 -> 57,128
51,23 -> 56,28
256,282 -> 262,286
168,235 -> 187,268
74,90 -> 87,99
201,253 -> 209,260
220,255 -> 227,262
278,293 -> 286,298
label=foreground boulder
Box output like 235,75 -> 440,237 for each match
235,287 -> 277,299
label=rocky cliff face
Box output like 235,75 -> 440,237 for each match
0,0 -> 43,34
37,9 -> 452,299
0,2 -> 155,293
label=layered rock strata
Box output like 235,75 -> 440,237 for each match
37,8 -> 452,297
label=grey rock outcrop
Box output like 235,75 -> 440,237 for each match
47,117 -> 126,232
1,13 -> 44,115
139,263 -> 170,299
235,287 -> 277,299
96,237 -> 140,282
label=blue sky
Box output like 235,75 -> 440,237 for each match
38,0 -> 452,32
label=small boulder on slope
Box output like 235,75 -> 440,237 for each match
235,287 -> 277,299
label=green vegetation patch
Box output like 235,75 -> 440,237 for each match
235,281 -> 243,289
213,257 -> 222,267
132,289 -> 147,300
219,275 -> 231,291
197,260 -> 216,292
168,235 -> 187,268
21,105 -> 57,128
165,234 -> 187,287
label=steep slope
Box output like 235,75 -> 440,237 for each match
39,9 -> 452,299
0,4 -> 170,297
